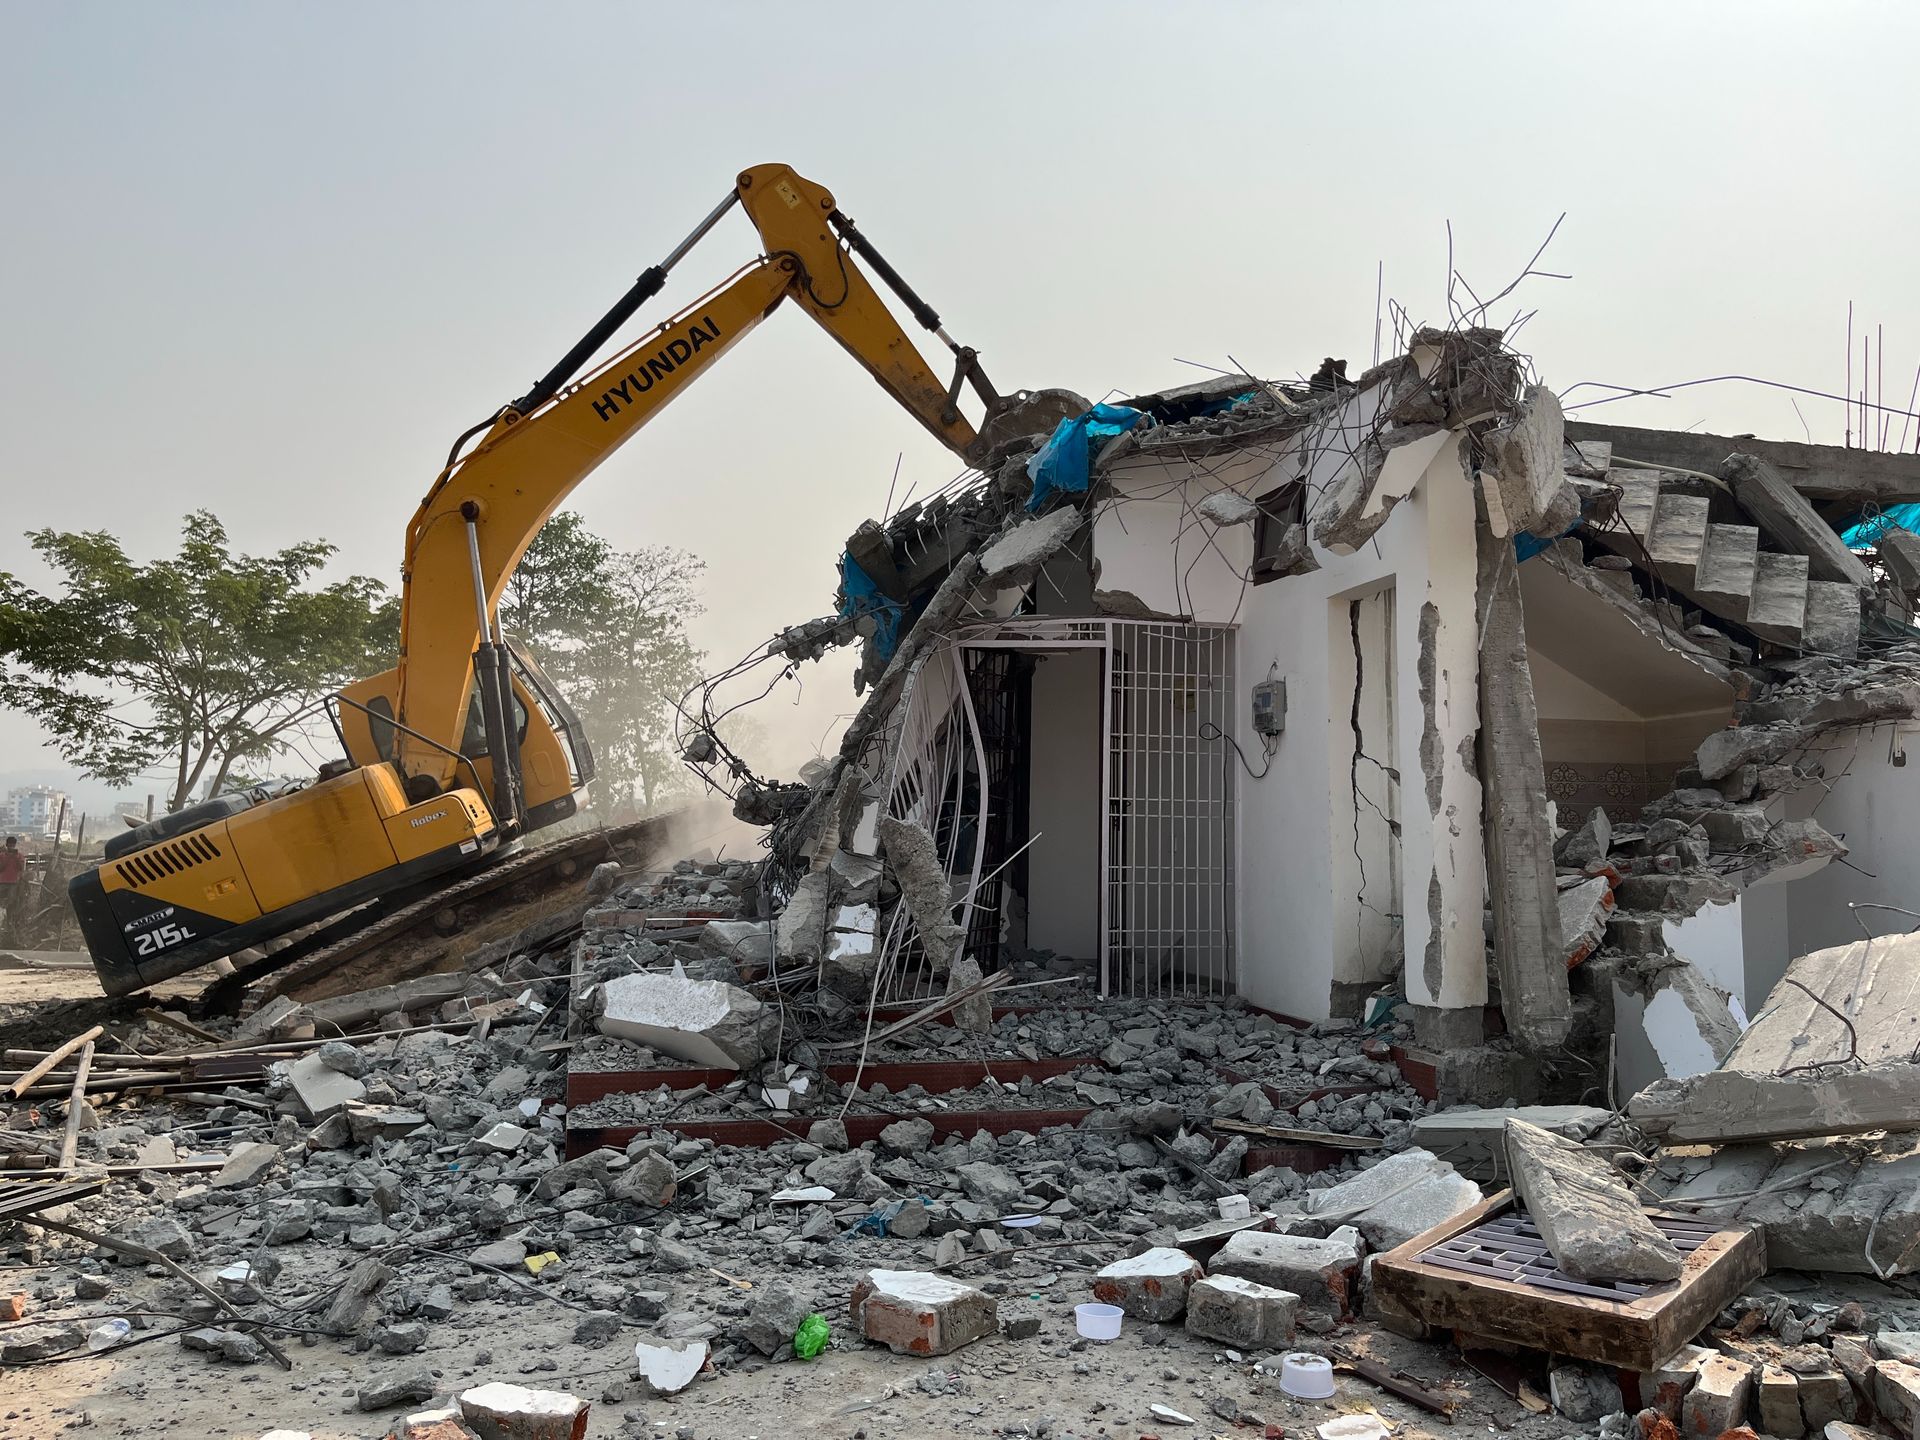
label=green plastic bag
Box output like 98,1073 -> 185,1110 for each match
793,1312 -> 830,1359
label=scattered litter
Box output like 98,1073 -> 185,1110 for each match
793,1313 -> 830,1360
1279,1352 -> 1337,1399
633,1337 -> 708,1395
1075,1303 -> 1123,1342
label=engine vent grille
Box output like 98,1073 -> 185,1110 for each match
115,831 -> 222,889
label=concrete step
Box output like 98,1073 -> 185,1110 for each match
1745,551 -> 1810,643
1693,523 -> 1760,618
1611,469 -> 1662,547
1647,491 -> 1710,590
1802,580 -> 1863,658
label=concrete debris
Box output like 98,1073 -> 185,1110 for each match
1409,1104 -> 1612,1183
851,1270 -> 997,1356
1091,1246 -> 1204,1320
596,972 -> 768,1070
978,506 -> 1082,584
1196,490 -> 1260,527
457,1383 -> 589,1440
1482,384 -> 1567,538
1184,1274 -> 1300,1349
877,816 -> 965,968
1555,874 -> 1613,968
1631,1060 -> 1920,1145
1302,1148 -> 1482,1250
1209,1230 -> 1360,1317
1503,1119 -> 1682,1282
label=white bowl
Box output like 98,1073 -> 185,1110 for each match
1279,1352 -> 1336,1399
1074,1302 -> 1123,1341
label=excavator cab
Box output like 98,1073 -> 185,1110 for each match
332,640 -> 594,834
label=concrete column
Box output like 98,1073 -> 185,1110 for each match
1474,482 -> 1573,1050
1397,442 -> 1488,1017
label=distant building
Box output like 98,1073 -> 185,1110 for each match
2,786 -> 69,840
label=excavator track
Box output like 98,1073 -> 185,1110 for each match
232,813 -> 683,1015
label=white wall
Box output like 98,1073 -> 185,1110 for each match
1087,392 -> 1486,1022
1780,720 -> 1920,964
1024,650 -> 1101,959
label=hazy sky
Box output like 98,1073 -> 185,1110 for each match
6,2 -> 1919,807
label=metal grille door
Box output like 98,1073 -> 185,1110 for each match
1103,622 -> 1236,998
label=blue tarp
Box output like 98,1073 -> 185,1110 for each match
1025,403 -> 1150,513
837,552 -> 906,661
1842,504 -> 1920,548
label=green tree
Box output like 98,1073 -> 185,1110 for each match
0,511 -> 398,812
501,513 -> 705,819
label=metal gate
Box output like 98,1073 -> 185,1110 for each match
863,618 -> 1236,1004
1102,622 -> 1236,998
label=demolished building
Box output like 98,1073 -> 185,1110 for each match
687,324 -> 1920,1109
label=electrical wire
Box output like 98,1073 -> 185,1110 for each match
1199,720 -> 1275,780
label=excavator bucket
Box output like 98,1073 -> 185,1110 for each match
975,387 -> 1092,463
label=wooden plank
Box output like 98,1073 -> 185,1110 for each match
7,1025 -> 104,1097
1369,1189 -> 1766,1371
1214,1116 -> 1382,1150
56,1042 -> 94,1169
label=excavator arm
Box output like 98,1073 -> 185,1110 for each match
392,164 -> 1009,792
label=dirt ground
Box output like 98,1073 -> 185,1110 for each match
0,1283 -> 1574,1440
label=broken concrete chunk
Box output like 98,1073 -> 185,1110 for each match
1504,1119 -> 1681,1282
1197,490 -> 1260,527
878,1117 -> 935,1156
457,1382 -> 589,1440
1553,806 -> 1611,868
743,1282 -> 811,1357
1304,1148 -> 1482,1251
211,1140 -> 279,1189
1556,876 -> 1613,969
597,972 -> 767,1071
286,1051 -> 366,1117
1183,1274 -> 1299,1349
979,506 -> 1083,584
611,1152 -> 677,1208
1409,1105 -> 1611,1183
699,919 -> 774,968
1630,1060 -> 1920,1145
851,1270 -> 997,1357
1091,1247 -> 1204,1321
877,816 -> 965,967
1482,384 -> 1567,537
1209,1231 -> 1359,1316
1682,1354 -> 1755,1437
774,870 -> 832,964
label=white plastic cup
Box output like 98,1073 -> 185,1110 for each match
1074,1302 -> 1123,1342
1279,1351 -> 1336,1399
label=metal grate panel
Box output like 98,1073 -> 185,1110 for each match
1103,621 -> 1236,999
1419,1210 -> 1719,1301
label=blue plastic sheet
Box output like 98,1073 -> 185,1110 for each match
838,552 -> 906,661
1842,504 -> 1920,548
1026,403 -> 1150,513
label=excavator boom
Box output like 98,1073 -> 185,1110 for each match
393,163 -> 997,789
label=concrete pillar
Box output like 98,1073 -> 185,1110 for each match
1474,483 -> 1573,1050
1398,444 -> 1489,1018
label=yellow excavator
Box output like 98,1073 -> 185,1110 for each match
71,163 -> 1040,996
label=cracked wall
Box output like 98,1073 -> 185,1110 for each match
1095,380 -> 1488,1022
